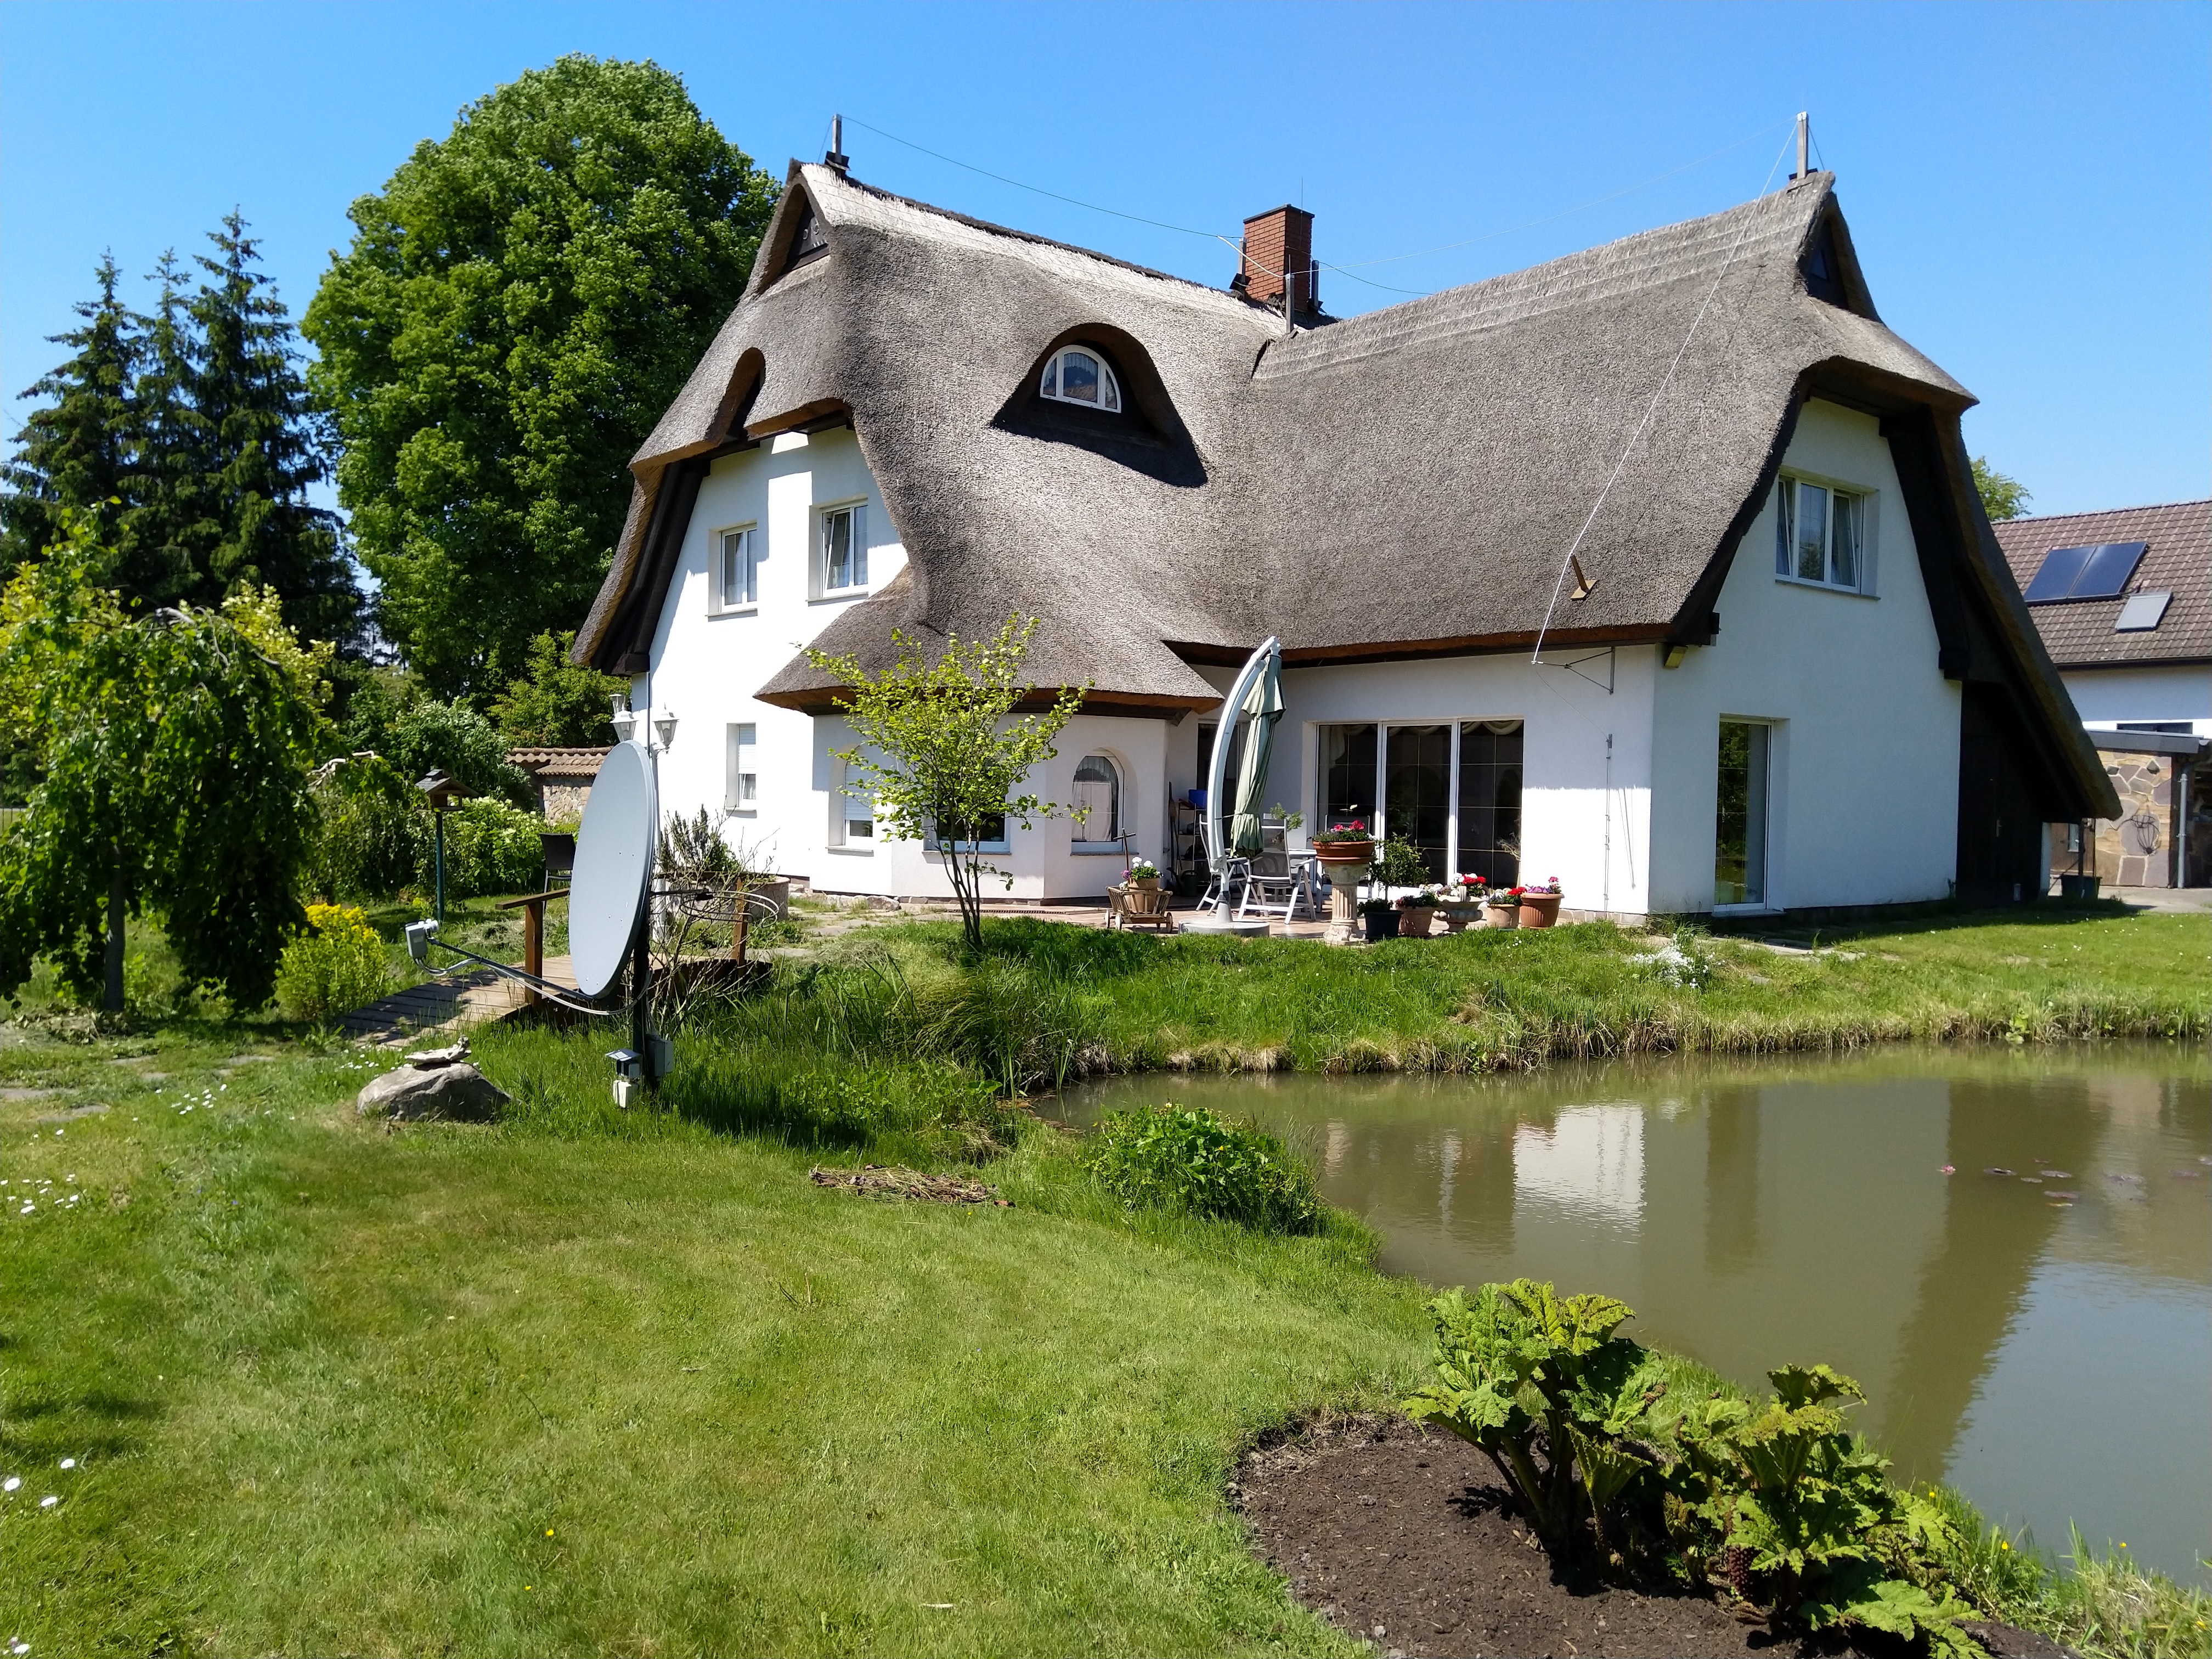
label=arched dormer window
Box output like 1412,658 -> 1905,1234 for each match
1040,347 -> 1121,412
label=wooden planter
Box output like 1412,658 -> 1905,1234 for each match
1396,904 -> 1437,938
1517,893 -> 1563,929
1482,901 -> 1520,929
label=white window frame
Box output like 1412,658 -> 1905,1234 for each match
814,500 -> 868,599
830,754 -> 877,850
726,722 -> 759,814
1070,751 -> 1127,853
1712,716 -> 1779,914
1774,473 -> 1877,596
714,524 -> 759,613
1308,718 -> 1525,881
1039,347 -> 1123,413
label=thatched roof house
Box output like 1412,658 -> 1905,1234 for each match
576,157 -> 2113,917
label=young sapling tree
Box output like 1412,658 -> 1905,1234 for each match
805,617 -> 1085,951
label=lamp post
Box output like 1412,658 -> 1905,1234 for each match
415,768 -> 472,922
610,695 -> 678,1083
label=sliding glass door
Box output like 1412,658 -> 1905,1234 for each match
1317,719 -> 1523,886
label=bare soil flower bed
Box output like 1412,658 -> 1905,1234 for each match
808,1163 -> 1010,1205
1234,1414 -> 2071,1659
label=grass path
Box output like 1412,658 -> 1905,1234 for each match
2,1041 -> 1420,1656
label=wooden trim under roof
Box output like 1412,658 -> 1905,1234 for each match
755,683 -> 1217,720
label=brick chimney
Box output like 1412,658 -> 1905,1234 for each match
1236,205 -> 1318,318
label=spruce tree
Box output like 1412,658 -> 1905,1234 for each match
184,215 -> 357,645
0,255 -> 138,578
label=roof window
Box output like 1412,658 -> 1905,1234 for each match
780,196 -> 829,276
2023,541 -> 2147,603
1040,347 -> 1121,412
1802,224 -> 1848,306
2114,590 -> 2172,632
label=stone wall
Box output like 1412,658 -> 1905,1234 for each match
2093,748 -> 2178,888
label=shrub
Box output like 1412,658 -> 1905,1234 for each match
1085,1103 -> 1321,1233
388,698 -> 533,806
273,903 -> 391,1020
1403,1280 -> 1981,1656
426,797 -> 546,899
1374,834 -> 1430,888
307,754 -> 426,899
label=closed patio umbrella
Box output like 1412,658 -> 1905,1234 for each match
1227,641 -> 1283,855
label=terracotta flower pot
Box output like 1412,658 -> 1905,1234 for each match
1130,876 -> 1160,890
1396,904 -> 1436,938
1313,841 -> 1374,868
1517,893 -> 1563,929
1483,902 -> 1519,929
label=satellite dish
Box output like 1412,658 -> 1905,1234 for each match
569,741 -> 656,998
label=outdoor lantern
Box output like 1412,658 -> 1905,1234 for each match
415,768 -> 473,921
653,709 -> 679,751
611,706 -> 638,742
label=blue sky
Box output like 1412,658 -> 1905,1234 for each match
2,0 -> 2205,517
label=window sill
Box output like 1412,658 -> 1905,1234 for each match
710,605 -> 759,619
1711,901 -> 1780,915
725,807 -> 758,817
825,844 -> 874,856
810,588 -> 870,605
1070,843 -> 1130,855
1774,575 -> 1877,600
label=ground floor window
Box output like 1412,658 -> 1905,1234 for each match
1318,720 -> 1522,885
1714,720 -> 1770,906
1072,753 -> 1122,845
934,814 -> 1009,855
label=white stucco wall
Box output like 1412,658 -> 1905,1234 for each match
636,428 -> 1170,901
2061,664 -> 2212,736
1265,651 -> 1657,917
1647,398 -> 1961,913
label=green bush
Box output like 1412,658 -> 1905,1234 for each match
273,903 -> 392,1020
307,754 -> 426,899
425,797 -> 545,899
1375,834 -> 1429,887
1403,1279 -> 1980,1656
1085,1103 -> 1322,1233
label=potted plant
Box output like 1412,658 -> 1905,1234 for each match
1396,887 -> 1440,938
1483,885 -> 1522,929
1440,873 -> 1486,932
1124,856 -> 1161,890
1517,876 -> 1564,929
1359,895 -> 1400,942
1310,818 -> 1376,867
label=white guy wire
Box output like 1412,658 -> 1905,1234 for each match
1529,125 -> 1801,663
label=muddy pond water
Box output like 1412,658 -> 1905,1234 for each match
1060,1044 -> 2211,1582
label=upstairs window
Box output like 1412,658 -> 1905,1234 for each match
819,503 -> 867,594
1040,347 -> 1122,412
717,526 -> 757,610
1774,476 -> 1872,594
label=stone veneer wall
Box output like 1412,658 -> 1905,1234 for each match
2093,749 -> 2178,888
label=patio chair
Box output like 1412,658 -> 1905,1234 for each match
1239,853 -> 1319,923
1193,821 -> 1251,915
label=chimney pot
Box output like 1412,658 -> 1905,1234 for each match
1239,205 -> 1317,317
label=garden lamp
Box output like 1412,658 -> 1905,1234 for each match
415,768 -> 473,921
653,709 -> 679,751
611,693 -> 637,743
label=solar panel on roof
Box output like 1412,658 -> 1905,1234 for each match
2024,541 -> 2149,603
2074,541 -> 2148,598
2024,544 -> 2092,602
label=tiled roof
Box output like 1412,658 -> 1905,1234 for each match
1991,500 -> 2211,669
507,747 -> 611,779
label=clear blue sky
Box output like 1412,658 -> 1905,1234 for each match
2,0 -> 2205,518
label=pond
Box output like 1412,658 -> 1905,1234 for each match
1060,1045 -> 2211,1582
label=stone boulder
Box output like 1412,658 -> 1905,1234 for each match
357,1044 -> 509,1122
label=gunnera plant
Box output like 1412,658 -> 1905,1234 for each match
1085,1103 -> 1322,1233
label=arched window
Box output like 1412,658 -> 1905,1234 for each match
1073,753 -> 1122,843
1040,347 -> 1122,412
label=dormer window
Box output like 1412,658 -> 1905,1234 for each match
1040,347 -> 1121,411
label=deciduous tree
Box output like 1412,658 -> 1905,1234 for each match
305,56 -> 777,696
1971,456 -> 2032,523
805,618 -> 1085,951
490,629 -> 626,747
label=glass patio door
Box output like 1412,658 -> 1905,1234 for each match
1714,721 -> 1770,907
1386,725 -> 1452,882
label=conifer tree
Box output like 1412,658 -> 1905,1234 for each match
0,255 -> 138,578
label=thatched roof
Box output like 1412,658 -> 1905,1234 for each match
576,161 -> 2112,817
1992,500 -> 2210,670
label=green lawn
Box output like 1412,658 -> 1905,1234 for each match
4,902 -> 2207,1655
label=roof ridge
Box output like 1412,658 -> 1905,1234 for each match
2000,499 -> 2212,526
803,163 -> 1271,314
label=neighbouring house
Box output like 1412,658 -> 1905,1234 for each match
1992,501 -> 2210,890
571,156 -> 2113,919
507,747 -> 612,823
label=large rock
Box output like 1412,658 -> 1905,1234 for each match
357,1057 -> 509,1122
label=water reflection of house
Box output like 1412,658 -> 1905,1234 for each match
1991,502 -> 2210,889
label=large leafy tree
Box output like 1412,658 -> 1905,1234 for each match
1971,456 -> 2032,523
0,515 -> 330,1012
489,629 -> 626,747
306,55 -> 777,698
